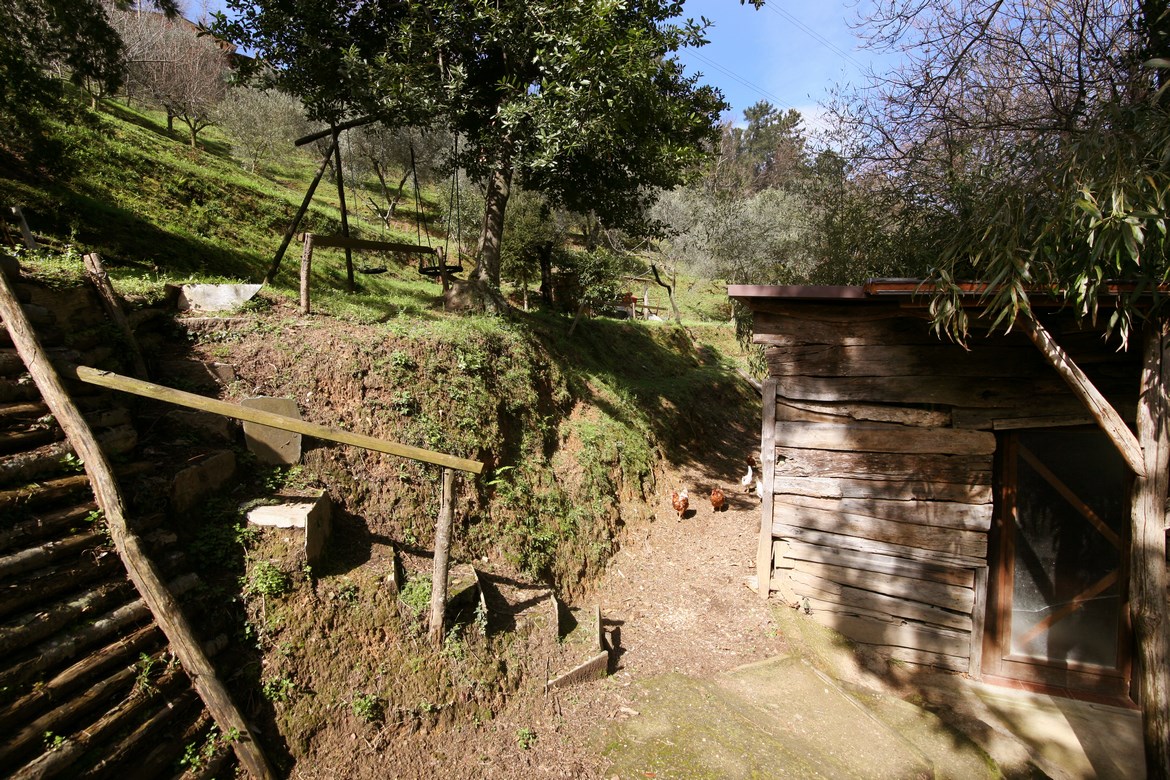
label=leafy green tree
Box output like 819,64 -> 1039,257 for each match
709,101 -> 807,196
215,0 -> 724,306
215,86 -> 310,172
563,248 -> 639,335
0,0 -> 177,157
500,188 -> 564,311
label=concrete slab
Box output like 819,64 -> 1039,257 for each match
246,492 -> 332,566
970,683 -> 1143,780
241,396 -> 301,465
604,656 -> 995,780
176,284 -> 263,312
171,450 -> 236,514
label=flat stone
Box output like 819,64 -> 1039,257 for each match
246,492 -> 331,565
176,284 -> 263,312
171,450 -> 236,514
241,396 -> 301,465
166,409 -> 236,441
0,254 -> 20,280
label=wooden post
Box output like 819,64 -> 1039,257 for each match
1130,317 -> 1170,779
756,376 -> 777,599
263,135 -> 336,285
1018,314 -> 1146,476
331,128 -> 355,292
81,254 -> 148,380
0,268 -> 276,779
429,468 -> 456,645
9,207 -> 38,249
299,233 -> 314,315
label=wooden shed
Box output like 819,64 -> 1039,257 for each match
729,281 -> 1148,702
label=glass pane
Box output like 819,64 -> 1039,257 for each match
1009,430 -> 1126,668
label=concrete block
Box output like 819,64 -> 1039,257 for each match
247,492 -> 332,565
171,450 -> 236,514
166,409 -> 236,441
176,284 -> 263,312
241,396 -> 301,465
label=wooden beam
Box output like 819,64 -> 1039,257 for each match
306,235 -> 436,254
1129,317 -> 1170,778
0,268 -> 277,779
264,135 -> 337,285
1018,315 -> 1146,476
66,365 -> 483,475
756,377 -> 777,598
428,468 -> 455,645
82,253 -> 148,380
299,233 -> 314,315
293,115 -> 376,147
331,128 -> 355,292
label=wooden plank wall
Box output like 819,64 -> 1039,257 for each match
754,302 -> 1139,673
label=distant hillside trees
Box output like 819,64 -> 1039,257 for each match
651,100 -> 920,289
215,87 -> 309,172
106,5 -> 230,147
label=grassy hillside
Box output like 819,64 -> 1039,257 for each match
2,98 -> 736,324
2,95 -> 762,773
3,94 -> 755,584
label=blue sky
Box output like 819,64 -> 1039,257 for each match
198,0 -> 890,129
675,0 -> 891,127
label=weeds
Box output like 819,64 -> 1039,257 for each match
134,653 -> 159,694
398,575 -> 431,616
515,726 -> 537,750
352,693 -> 384,723
262,675 -> 296,703
245,560 -> 290,599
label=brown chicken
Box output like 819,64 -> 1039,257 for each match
671,489 -> 689,519
710,486 -> 725,512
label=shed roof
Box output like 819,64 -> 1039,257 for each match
727,279 -> 1159,307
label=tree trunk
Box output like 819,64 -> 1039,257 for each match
474,152 -> 513,290
1130,316 -> 1170,779
539,243 -> 553,305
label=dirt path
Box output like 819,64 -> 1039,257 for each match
417,443 -> 794,779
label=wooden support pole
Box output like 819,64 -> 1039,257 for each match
263,135 -> 337,285
429,467 -> 455,645
81,253 -> 149,380
9,207 -> 38,250
67,365 -> 483,474
299,233 -> 314,315
756,376 -> 777,599
332,128 -> 355,292
1130,317 -> 1170,779
1017,314 -> 1146,476
0,268 -> 276,780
